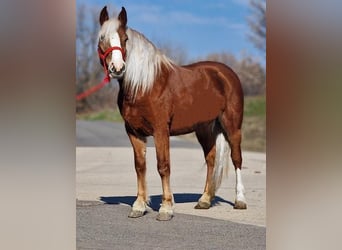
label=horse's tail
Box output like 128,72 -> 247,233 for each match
210,132 -> 229,196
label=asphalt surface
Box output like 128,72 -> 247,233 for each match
76,120 -> 266,250
77,200 -> 265,250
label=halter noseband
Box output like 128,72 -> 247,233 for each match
98,46 -> 126,77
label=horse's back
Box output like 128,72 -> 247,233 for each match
182,61 -> 243,96
183,61 -> 235,74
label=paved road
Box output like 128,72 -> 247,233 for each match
76,120 -> 266,249
77,200 -> 265,250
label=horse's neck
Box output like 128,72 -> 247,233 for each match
117,78 -> 140,103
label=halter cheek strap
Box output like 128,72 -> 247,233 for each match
98,46 -> 126,76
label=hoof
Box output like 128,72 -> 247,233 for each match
128,210 -> 145,218
156,212 -> 173,221
234,200 -> 247,209
194,201 -> 211,209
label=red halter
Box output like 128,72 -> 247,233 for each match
97,46 -> 126,76
76,46 -> 126,101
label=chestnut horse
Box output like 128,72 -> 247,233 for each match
97,6 -> 247,221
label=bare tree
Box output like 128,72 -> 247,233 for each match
205,52 -> 265,95
248,0 -> 266,52
236,53 -> 265,95
76,4 -> 118,112
157,41 -> 189,65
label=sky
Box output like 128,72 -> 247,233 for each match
77,0 -> 264,64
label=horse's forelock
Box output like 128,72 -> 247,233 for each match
98,18 -> 120,42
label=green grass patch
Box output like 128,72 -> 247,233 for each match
76,108 -> 123,122
244,95 -> 266,117
242,95 -> 266,152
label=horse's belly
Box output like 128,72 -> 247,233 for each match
169,72 -> 225,133
170,104 -> 220,134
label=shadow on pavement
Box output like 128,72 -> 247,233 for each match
100,193 -> 234,211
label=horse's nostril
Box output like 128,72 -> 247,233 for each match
108,64 -> 115,73
119,65 -> 125,73
121,63 -> 126,73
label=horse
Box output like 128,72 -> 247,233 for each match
97,6 -> 247,221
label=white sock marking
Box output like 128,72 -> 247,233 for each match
236,168 -> 246,202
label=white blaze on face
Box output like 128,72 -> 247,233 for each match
109,32 -> 124,72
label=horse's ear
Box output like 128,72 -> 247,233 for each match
99,6 -> 109,26
118,7 -> 127,28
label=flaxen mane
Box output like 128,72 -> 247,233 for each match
124,28 -> 174,96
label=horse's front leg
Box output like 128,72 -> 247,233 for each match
154,130 -> 174,221
126,128 -> 148,218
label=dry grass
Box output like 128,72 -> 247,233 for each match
242,95 -> 266,152
242,115 -> 266,152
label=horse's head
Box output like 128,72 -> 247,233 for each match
98,6 -> 128,79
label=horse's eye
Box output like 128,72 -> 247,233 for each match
99,35 -> 105,42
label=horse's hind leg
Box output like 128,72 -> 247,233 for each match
220,107 -> 247,209
126,125 -> 148,218
194,123 -> 217,209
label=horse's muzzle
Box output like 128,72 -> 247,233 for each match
109,62 -> 126,78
